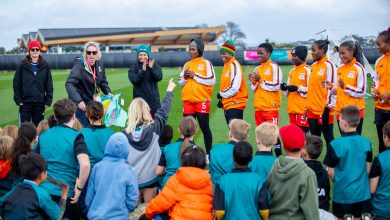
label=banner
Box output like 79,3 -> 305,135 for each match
245,49 -> 313,61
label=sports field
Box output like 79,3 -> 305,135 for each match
0,65 -> 380,160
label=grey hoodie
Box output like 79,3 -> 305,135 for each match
267,156 -> 319,220
122,92 -> 173,187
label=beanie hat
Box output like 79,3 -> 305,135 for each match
291,46 -> 307,62
279,125 -> 305,152
189,39 -> 204,56
136,44 -> 150,57
220,40 -> 236,56
28,40 -> 41,50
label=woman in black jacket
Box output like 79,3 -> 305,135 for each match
13,40 -> 53,126
65,41 -> 112,127
128,44 -> 163,117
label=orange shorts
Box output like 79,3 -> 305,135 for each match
307,111 -> 334,125
255,110 -> 279,126
289,113 -> 309,127
336,109 -> 365,120
183,101 -> 210,114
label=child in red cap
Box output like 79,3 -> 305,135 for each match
267,124 -> 320,219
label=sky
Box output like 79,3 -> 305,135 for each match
0,0 -> 389,50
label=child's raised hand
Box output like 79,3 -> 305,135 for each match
167,78 -> 177,92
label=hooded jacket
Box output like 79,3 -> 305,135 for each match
267,156 -> 319,220
179,39 -> 216,103
305,160 -> 330,211
146,166 -> 213,220
65,56 -> 111,104
13,58 -> 53,106
86,132 -> 139,220
128,60 -> 162,112
123,92 -> 173,187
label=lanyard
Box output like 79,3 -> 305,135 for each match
88,64 -> 96,84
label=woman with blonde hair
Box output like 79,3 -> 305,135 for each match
66,41 -> 112,127
122,78 -> 176,203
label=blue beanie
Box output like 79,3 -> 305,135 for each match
137,44 -> 150,57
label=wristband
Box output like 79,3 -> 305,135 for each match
76,185 -> 83,191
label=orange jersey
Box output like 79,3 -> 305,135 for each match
286,63 -> 311,114
179,57 -> 215,102
335,58 -> 366,113
219,57 -> 248,110
373,53 -> 390,110
306,56 -> 337,115
251,59 -> 283,111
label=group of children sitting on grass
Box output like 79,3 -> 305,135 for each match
0,80 -> 389,220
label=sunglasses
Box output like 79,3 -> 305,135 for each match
86,51 -> 98,55
30,48 -> 40,52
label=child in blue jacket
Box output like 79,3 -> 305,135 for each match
86,132 -> 139,220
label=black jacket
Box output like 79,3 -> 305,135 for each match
305,160 -> 330,211
128,61 -> 162,111
13,59 -> 53,106
65,57 -> 111,104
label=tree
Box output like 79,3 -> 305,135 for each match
195,23 -> 209,28
6,47 -> 21,54
0,47 -> 5,55
218,21 -> 247,49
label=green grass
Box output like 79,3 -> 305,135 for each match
0,65 -> 379,160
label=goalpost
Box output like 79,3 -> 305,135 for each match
315,28 -> 375,77
316,29 -> 375,96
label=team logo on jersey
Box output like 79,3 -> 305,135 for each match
318,69 -> 324,76
299,73 -> 305,80
198,64 -> 204,71
225,71 -> 230,77
98,66 -> 102,73
348,71 -> 355,78
265,69 -> 271,75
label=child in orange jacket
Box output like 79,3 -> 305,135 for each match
335,41 -> 366,135
146,146 -> 213,220
179,39 -> 215,156
305,40 -> 337,152
372,28 -> 390,153
281,46 -> 310,133
217,40 -> 248,125
248,43 -> 282,126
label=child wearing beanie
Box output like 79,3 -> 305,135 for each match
281,46 -> 310,133
217,40 -> 248,124
267,125 -> 319,219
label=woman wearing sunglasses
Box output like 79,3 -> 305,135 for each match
13,40 -> 53,127
66,41 -> 112,127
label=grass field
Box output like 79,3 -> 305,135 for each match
0,65 -> 380,161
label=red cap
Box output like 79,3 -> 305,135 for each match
279,125 -> 305,152
28,40 -> 41,50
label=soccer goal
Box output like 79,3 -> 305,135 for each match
316,28 -> 375,78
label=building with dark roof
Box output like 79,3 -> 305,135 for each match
18,26 -> 225,53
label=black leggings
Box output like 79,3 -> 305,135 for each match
184,113 -> 213,155
223,108 -> 244,125
337,118 -> 364,135
308,119 -> 334,156
375,110 -> 390,153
